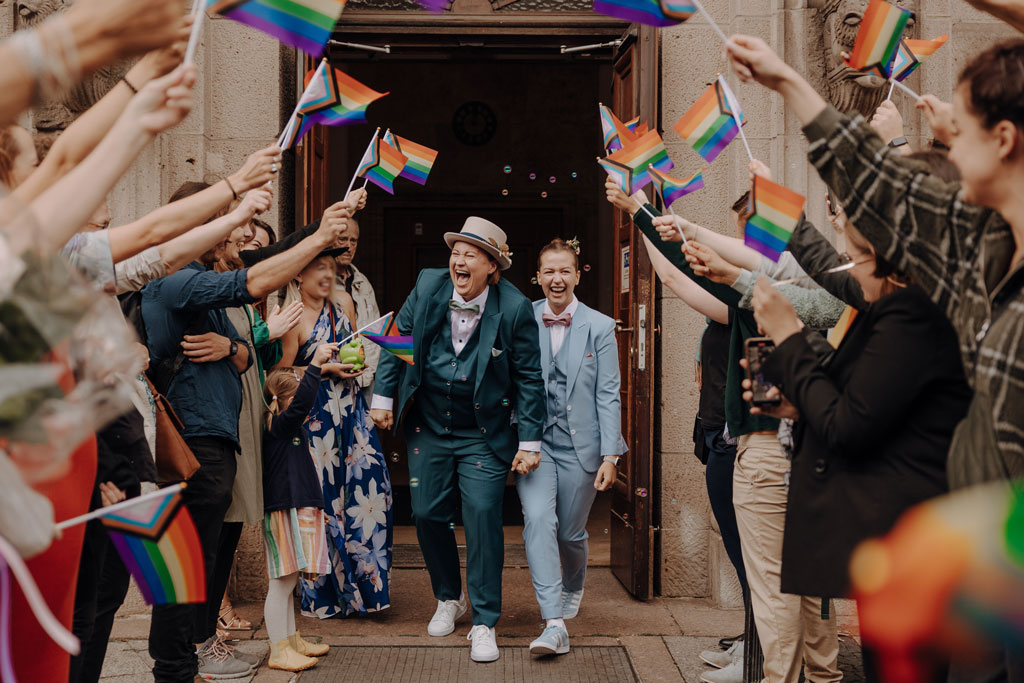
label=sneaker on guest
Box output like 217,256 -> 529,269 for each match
700,639 -> 743,669
467,624 -> 500,662
700,657 -> 743,683
529,623 -> 570,656
428,595 -> 467,637
196,636 -> 255,679
561,588 -> 584,620
212,634 -> 262,669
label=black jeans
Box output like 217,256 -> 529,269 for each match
704,426 -> 748,595
193,521 -> 243,643
149,437 -> 236,683
69,484 -> 140,683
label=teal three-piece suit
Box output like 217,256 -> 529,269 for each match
374,269 -> 546,627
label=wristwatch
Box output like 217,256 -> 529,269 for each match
228,341 -> 238,358
603,455 -> 621,467
888,136 -> 908,148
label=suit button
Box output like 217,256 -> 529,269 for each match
446,381 -> 451,386
567,405 -> 572,412
570,429 -> 577,435
445,411 -> 451,417
475,403 -> 480,410
444,427 -> 450,432
814,459 -> 827,474
481,428 -> 487,434
451,361 -> 457,367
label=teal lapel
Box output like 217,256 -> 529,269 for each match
418,277 -> 454,369
566,308 -> 590,397
473,286 -> 502,396
536,304 -> 551,381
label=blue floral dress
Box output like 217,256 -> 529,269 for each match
297,302 -> 393,618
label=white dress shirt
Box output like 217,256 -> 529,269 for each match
544,296 -> 579,357
450,287 -> 489,356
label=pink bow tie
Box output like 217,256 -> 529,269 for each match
542,313 -> 572,328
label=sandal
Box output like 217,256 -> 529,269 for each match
218,597 -> 253,631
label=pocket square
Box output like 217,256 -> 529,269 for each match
585,353 -> 595,358
491,347 -> 504,357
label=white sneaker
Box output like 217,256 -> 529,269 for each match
700,657 -> 743,683
700,639 -> 743,669
561,588 -> 584,619
467,624 -> 499,663
427,597 -> 467,637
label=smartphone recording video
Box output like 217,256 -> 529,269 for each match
744,337 -> 781,407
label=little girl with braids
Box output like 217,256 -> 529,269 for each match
260,342 -> 337,672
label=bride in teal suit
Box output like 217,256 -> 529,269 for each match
520,238 -> 626,657
370,217 -> 546,665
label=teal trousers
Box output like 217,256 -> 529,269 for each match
405,416 -> 507,628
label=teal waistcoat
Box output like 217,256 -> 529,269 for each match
415,312 -> 481,438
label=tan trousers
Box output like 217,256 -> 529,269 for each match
733,432 -> 841,683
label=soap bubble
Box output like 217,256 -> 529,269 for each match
529,173 -> 536,180
603,528 -> 608,534
390,452 -> 400,463
410,477 -> 419,487
415,427 -> 421,433
475,461 -> 482,467
540,191 -> 548,198
503,165 -> 512,174
449,522 -> 456,530
530,277 -> 538,285
636,488 -> 648,497
549,176 -> 556,183
501,189 -> 508,196
501,398 -> 510,407
571,172 -> 578,179
583,265 -> 591,272
460,375 -> 468,382
413,448 -> 420,455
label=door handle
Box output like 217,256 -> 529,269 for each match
616,326 -> 634,333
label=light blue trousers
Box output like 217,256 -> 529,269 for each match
516,424 -> 598,619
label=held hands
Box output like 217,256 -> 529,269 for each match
128,64 -> 196,136
870,100 -> 906,146
739,358 -> 800,420
750,276 -> 804,343
605,178 -> 642,214
266,302 -> 303,341
99,481 -> 127,508
594,461 -> 617,491
725,35 -> 794,90
685,241 -> 741,285
181,332 -> 232,363
370,409 -> 394,430
310,342 -> 339,368
511,450 -> 542,475
229,145 -> 282,194
916,95 -> 954,146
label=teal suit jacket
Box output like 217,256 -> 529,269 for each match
533,300 -> 627,472
375,269 -> 546,463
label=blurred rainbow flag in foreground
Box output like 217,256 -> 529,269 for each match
891,33 -> 949,82
649,167 -> 704,207
208,0 -> 347,56
843,0 -> 913,79
851,481 -> 1024,683
598,128 -> 674,194
102,486 -> 206,605
744,175 -> 805,262
360,312 -> 414,365
593,0 -> 695,27
674,78 -> 746,164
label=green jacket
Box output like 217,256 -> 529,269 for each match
374,269 -> 546,462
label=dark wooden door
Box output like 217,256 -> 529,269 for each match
298,57 -> 330,224
608,25 -> 658,600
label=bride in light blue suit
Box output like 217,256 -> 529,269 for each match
519,238 -> 626,657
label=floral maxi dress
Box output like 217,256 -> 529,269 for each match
298,302 -> 393,617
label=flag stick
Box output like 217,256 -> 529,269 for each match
276,59 -> 328,150
691,0 -> 730,45
55,484 -> 186,531
719,75 -> 754,162
890,79 -> 921,100
0,535 -> 79,654
184,0 -> 206,65
336,312 -> 394,347
886,80 -> 896,101
669,211 -> 689,246
344,128 -> 380,199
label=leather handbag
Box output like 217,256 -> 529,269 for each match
146,378 -> 199,483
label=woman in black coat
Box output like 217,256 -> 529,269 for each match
741,219 -> 972,601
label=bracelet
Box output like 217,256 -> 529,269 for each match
224,177 -> 239,200
121,76 -> 138,94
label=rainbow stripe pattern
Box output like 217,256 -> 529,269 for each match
356,136 -> 408,195
843,0 -> 913,79
296,63 -> 387,144
673,79 -> 746,164
361,313 -> 414,365
649,167 -> 704,207
744,175 -> 806,262
597,128 -> 674,194
891,33 -> 949,82
383,131 -> 438,185
593,0 -> 695,27
208,0 -> 347,56
599,104 -> 640,152
102,490 -> 206,605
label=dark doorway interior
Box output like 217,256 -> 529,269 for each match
322,51 -> 614,528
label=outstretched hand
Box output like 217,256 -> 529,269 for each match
230,145 -> 282,194
685,241 -> 741,284
129,64 -> 196,136
870,100 -> 906,146
605,178 -> 641,213
750,276 -> 803,343
916,95 -> 954,146
234,186 -> 274,221
725,35 -> 794,90
266,301 -> 303,341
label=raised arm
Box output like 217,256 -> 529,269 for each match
787,216 -> 868,310
641,235 -> 728,324
962,0 -> 1024,32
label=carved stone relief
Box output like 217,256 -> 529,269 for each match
813,0 -> 916,117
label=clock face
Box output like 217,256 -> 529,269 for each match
452,101 -> 497,146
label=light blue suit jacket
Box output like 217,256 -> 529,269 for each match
533,299 -> 627,472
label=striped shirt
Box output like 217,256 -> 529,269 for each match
803,105 -> 1024,489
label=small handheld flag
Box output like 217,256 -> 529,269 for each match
891,33 -> 948,82
649,167 -> 704,207
744,175 -> 806,262
383,131 -> 438,185
674,79 -> 746,164
599,104 -> 640,153
208,0 -> 348,56
597,128 -> 674,194
593,0 -> 694,27
842,0 -> 913,79
360,312 -> 415,366
356,134 -> 409,195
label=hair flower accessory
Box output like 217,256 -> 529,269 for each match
567,236 -> 581,255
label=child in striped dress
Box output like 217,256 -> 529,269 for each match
261,343 -> 336,672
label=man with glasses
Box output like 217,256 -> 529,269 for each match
333,216 -> 382,402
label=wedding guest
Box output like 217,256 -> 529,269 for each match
370,218 -> 546,664
519,238 -> 624,657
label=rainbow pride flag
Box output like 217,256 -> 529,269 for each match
102,488 -> 206,605
597,129 -> 674,194
649,167 -> 704,207
673,79 -> 746,164
415,0 -> 451,10
208,0 -> 347,56
744,175 -> 806,262
383,131 -> 438,185
891,33 -> 949,82
599,104 -> 640,152
843,0 -> 913,79
295,62 -> 387,144
360,312 -> 414,365
356,135 -> 408,194
593,0 -> 695,27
